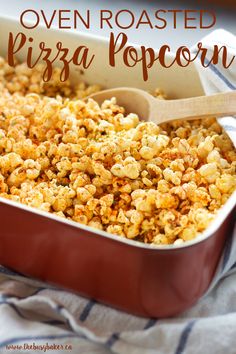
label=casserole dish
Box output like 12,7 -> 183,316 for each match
0,16 -> 235,318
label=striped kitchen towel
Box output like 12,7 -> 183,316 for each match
0,29 -> 236,354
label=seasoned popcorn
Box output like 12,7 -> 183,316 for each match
0,58 -> 235,246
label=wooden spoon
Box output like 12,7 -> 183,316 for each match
89,87 -> 236,124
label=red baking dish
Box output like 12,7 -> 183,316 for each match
0,16 -> 235,318
0,196 -> 235,318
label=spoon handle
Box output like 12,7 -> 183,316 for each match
151,91 -> 236,123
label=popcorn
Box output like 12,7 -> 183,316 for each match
216,174 -> 236,194
139,146 -> 155,160
0,152 -> 23,174
197,136 -> 214,158
0,57 -> 235,245
180,226 -> 198,241
155,192 -> 179,209
163,167 -> 182,186
198,162 -> 219,183
111,163 -> 125,178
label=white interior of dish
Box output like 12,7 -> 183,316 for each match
0,16 -> 204,98
0,15 -> 235,250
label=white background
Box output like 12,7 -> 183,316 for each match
0,0 -> 235,49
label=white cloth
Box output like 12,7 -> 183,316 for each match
0,29 -> 236,354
